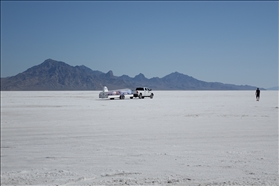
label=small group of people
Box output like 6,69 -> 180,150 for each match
255,88 -> 260,101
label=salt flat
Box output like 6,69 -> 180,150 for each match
1,91 -> 278,186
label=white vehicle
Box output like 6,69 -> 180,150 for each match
133,87 -> 154,99
99,86 -> 134,100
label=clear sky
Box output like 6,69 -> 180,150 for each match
1,1 -> 278,88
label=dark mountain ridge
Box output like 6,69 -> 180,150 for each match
1,59 -> 260,91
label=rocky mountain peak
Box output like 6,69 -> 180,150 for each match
134,73 -> 146,80
105,70 -> 114,77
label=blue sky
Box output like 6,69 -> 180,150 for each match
1,1 -> 278,88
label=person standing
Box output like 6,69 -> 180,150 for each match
255,88 -> 260,101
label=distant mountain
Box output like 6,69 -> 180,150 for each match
1,59 -> 260,91
267,86 -> 279,90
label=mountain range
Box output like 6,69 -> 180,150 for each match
1,59 -> 261,91
266,86 -> 279,90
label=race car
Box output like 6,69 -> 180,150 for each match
99,86 -> 134,100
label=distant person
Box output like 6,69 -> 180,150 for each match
255,88 -> 260,101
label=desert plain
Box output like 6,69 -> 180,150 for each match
1,90 -> 278,185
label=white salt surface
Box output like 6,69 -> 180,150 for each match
1,91 -> 278,186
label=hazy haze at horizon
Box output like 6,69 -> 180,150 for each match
1,1 -> 278,88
